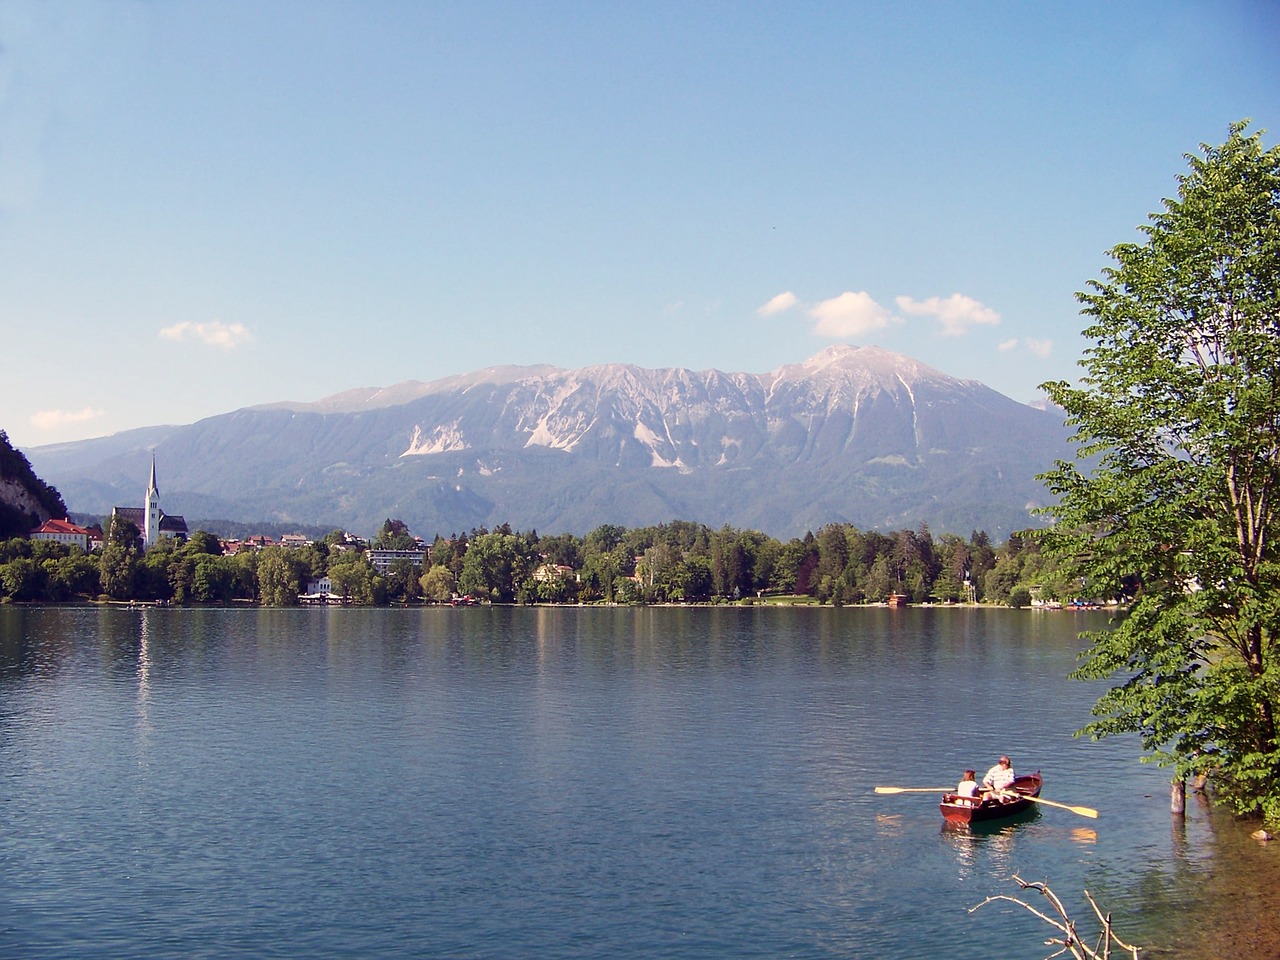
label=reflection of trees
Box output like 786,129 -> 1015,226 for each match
1154,793 -> 1280,958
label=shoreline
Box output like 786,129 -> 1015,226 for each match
2,596 -> 1118,611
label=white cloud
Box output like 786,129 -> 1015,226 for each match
1024,337 -> 1053,358
30,406 -> 104,431
758,291 -> 799,317
895,293 -> 1000,336
807,291 -> 894,337
998,338 -> 1019,352
159,320 -> 254,349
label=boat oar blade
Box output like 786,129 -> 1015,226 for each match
1021,795 -> 1099,819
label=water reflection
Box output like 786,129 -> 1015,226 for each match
939,811 -> 1040,879
3,606 -> 1277,960
136,608 -> 153,752
1069,826 -> 1098,844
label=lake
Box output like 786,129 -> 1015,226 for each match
0,605 -> 1272,959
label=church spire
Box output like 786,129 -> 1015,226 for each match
144,453 -> 161,549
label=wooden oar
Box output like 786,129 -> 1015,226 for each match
1019,794 -> 1099,819
874,786 -> 956,794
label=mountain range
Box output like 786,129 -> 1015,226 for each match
23,345 -> 1071,540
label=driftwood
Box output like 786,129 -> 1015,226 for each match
970,874 -> 1141,959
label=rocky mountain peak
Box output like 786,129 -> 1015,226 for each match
26,345 -> 1068,539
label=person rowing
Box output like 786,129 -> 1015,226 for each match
981,755 -> 1016,800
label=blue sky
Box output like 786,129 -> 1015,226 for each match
3,0 -> 1277,449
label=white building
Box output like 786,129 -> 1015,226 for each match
30,518 -> 94,551
367,548 -> 430,574
110,455 -> 189,550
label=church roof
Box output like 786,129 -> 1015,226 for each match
160,514 -> 188,534
110,507 -> 188,535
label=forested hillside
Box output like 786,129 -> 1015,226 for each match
0,430 -> 68,539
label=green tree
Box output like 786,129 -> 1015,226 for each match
0,557 -> 45,601
383,558 -> 422,603
99,516 -> 140,600
226,550 -> 261,601
579,550 -> 621,602
191,555 -> 235,603
328,551 -> 375,604
459,532 -> 532,602
373,519 -> 416,550
536,532 -> 583,569
257,547 -> 301,606
862,554 -> 895,602
51,551 -> 100,598
585,523 -> 625,555
675,554 -> 713,602
419,564 -> 458,602
186,530 -> 223,555
136,549 -> 175,602
968,531 -> 997,601
1041,121 -> 1280,822
0,537 -> 33,563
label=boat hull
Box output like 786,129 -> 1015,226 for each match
939,773 -> 1042,824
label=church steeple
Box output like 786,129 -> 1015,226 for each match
144,453 -> 161,549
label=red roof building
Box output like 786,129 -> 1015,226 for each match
30,518 -> 94,551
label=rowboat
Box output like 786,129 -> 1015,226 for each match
939,772 -> 1043,825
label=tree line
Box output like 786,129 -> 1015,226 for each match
0,514 -> 1070,608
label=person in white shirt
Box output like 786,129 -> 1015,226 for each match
956,770 -> 979,805
982,756 -> 1015,798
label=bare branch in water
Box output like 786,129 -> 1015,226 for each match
970,874 -> 1141,959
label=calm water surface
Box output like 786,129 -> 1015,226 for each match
0,605 -> 1270,959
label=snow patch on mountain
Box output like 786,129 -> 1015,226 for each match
402,422 -> 468,456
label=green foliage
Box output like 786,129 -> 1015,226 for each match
98,515 -> 141,599
382,558 -> 422,603
2,508 -> 1036,615
373,519 -> 417,551
1,557 -> 45,601
459,532 -> 533,603
0,430 -> 68,539
50,552 -> 99,598
419,564 -> 458,602
185,530 -> 223,556
328,550 -> 376,603
257,548 -> 302,606
1040,121 -> 1280,821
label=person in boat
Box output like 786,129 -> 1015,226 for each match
981,756 -> 1015,799
956,770 -> 979,804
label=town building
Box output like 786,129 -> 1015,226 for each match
367,548 -> 430,574
111,455 -> 188,550
304,576 -> 334,596
30,517 -> 95,552
532,562 -> 576,583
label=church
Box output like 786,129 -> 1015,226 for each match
111,455 -> 189,550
